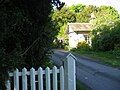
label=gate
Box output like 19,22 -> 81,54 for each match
6,53 -> 76,90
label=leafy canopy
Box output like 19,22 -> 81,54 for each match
0,0 -> 64,89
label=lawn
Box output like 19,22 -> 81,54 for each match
71,49 -> 120,68
76,80 -> 88,90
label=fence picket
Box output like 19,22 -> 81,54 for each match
65,53 -> 76,90
6,80 -> 11,90
45,67 -> 51,90
60,66 -> 64,90
38,67 -> 43,90
14,69 -> 19,90
22,68 -> 27,90
53,66 -> 57,90
30,68 -> 36,90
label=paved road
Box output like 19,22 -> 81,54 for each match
51,49 -> 120,90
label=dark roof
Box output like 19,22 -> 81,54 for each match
68,23 -> 92,32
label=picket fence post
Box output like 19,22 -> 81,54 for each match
45,67 -> 51,90
30,68 -> 36,90
22,68 -> 27,90
60,66 -> 64,90
14,69 -> 19,90
6,80 -> 11,90
38,67 -> 43,90
53,66 -> 57,90
64,53 -> 76,90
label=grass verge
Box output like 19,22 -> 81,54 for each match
71,49 -> 120,68
76,80 -> 88,90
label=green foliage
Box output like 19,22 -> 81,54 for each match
71,48 -> 120,68
92,25 -> 112,51
69,4 -> 85,13
52,6 -> 76,26
93,6 -> 119,25
52,6 -> 76,48
0,0 -> 63,89
69,5 -> 98,23
57,24 -> 67,38
76,5 -> 98,23
76,80 -> 87,90
77,41 -> 91,51
91,6 -> 120,51
92,19 -> 120,51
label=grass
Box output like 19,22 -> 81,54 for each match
76,80 -> 87,90
71,49 -> 120,68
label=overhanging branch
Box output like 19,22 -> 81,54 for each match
20,37 -> 40,56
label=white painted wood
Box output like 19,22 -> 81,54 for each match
9,69 -> 56,77
60,66 -> 64,90
30,68 -> 36,90
38,67 -> 43,90
53,66 -> 57,90
45,67 -> 51,90
22,68 -> 27,90
64,53 -> 76,90
6,80 -> 11,90
14,69 -> 19,90
7,63 -> 76,90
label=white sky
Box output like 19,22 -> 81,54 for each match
60,0 -> 120,13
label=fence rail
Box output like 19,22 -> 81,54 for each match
6,53 -> 76,90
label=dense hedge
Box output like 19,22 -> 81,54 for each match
0,0 -> 62,89
92,20 -> 120,51
77,41 -> 91,51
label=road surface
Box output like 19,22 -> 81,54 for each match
51,49 -> 120,90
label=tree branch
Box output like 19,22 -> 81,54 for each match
20,37 -> 40,56
0,0 -> 6,5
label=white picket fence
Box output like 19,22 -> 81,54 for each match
6,53 -> 76,90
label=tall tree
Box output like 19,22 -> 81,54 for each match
0,0 -> 64,89
69,4 -> 85,13
52,6 -> 76,47
76,5 -> 98,23
93,6 -> 120,26
91,6 -> 120,51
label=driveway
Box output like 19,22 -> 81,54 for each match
51,49 -> 120,90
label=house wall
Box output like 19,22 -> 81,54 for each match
68,28 -> 86,48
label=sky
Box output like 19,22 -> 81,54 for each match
60,0 -> 120,13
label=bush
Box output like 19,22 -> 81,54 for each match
77,41 -> 91,51
92,25 -> 113,51
92,20 -> 120,51
0,0 -> 62,89
111,44 -> 120,56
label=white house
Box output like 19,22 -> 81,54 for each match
67,23 -> 92,49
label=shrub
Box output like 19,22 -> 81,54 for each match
0,0 -> 63,89
111,44 -> 120,56
92,20 -> 120,51
77,41 -> 91,51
